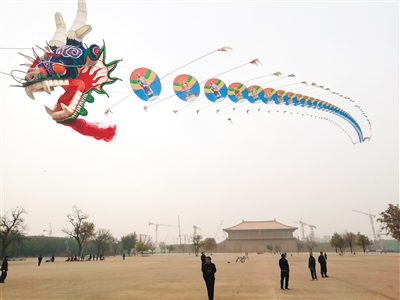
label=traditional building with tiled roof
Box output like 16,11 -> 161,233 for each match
222,219 -> 298,253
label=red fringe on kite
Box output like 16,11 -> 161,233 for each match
64,119 -> 116,142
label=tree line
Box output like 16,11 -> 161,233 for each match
1,204 -> 398,257
0,206 -> 219,258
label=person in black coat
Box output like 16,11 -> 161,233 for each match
38,255 -> 43,266
308,253 -> 317,280
200,252 -> 206,271
0,256 -> 9,283
318,252 -> 329,278
278,253 -> 290,290
202,256 -> 217,300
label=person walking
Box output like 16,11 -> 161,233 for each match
279,253 -> 290,290
38,255 -> 43,266
0,256 -> 9,283
308,253 -> 317,280
200,252 -> 206,271
324,252 -> 327,260
202,256 -> 217,300
318,252 -> 329,278
123,253 -> 125,260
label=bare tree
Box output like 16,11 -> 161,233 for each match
62,206 -> 95,257
190,235 -> 205,256
92,229 -> 114,256
0,207 -> 29,258
343,231 -> 356,254
266,244 -> 273,254
159,242 -> 167,254
305,238 -> 318,252
148,242 -> 156,254
295,238 -> 305,254
111,237 -> 120,255
273,244 -> 282,253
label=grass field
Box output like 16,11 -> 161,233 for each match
0,252 -> 398,300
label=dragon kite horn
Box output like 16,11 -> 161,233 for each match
49,12 -> 67,47
67,0 -> 92,42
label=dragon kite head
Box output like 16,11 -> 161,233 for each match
13,0 -> 121,141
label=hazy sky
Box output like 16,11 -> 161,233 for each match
1,1 -> 398,245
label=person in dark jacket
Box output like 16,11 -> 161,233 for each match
200,252 -> 206,271
202,256 -> 217,300
278,253 -> 290,290
318,252 -> 329,278
308,253 -> 317,280
0,256 -> 9,283
38,255 -> 43,266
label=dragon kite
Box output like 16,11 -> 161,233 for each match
14,0 -> 120,142
11,0 -> 370,144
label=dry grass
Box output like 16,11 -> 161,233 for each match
0,252 -> 398,300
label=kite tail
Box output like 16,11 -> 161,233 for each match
63,119 -> 116,142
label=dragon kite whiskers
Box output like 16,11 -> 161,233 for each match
15,0 -> 121,142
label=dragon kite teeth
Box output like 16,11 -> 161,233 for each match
15,0 -> 120,142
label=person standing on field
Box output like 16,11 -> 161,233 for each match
0,256 -> 9,283
308,253 -> 317,280
279,253 -> 290,290
202,256 -> 217,300
318,252 -> 329,278
200,252 -> 206,271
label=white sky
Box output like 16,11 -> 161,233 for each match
0,1 -> 398,244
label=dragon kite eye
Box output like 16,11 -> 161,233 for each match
38,66 -> 47,77
52,63 -> 66,75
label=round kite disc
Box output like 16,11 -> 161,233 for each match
228,82 -> 248,103
173,74 -> 200,102
204,78 -> 227,103
247,85 -> 264,104
130,68 -> 161,102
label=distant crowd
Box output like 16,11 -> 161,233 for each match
65,254 -> 105,261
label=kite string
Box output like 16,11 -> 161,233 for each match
141,48 -> 232,110
216,102 -> 234,113
196,101 -> 215,113
177,59 -> 260,113
242,73 -> 275,84
106,93 -> 134,111
174,96 -> 206,113
203,62 -> 248,84
159,50 -> 218,80
145,93 -> 177,110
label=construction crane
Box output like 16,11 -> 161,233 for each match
376,229 -> 384,251
148,223 -> 178,246
193,225 -> 202,237
294,219 -> 316,241
214,221 -> 223,240
43,224 -> 53,237
294,220 -> 305,240
352,209 -> 377,241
